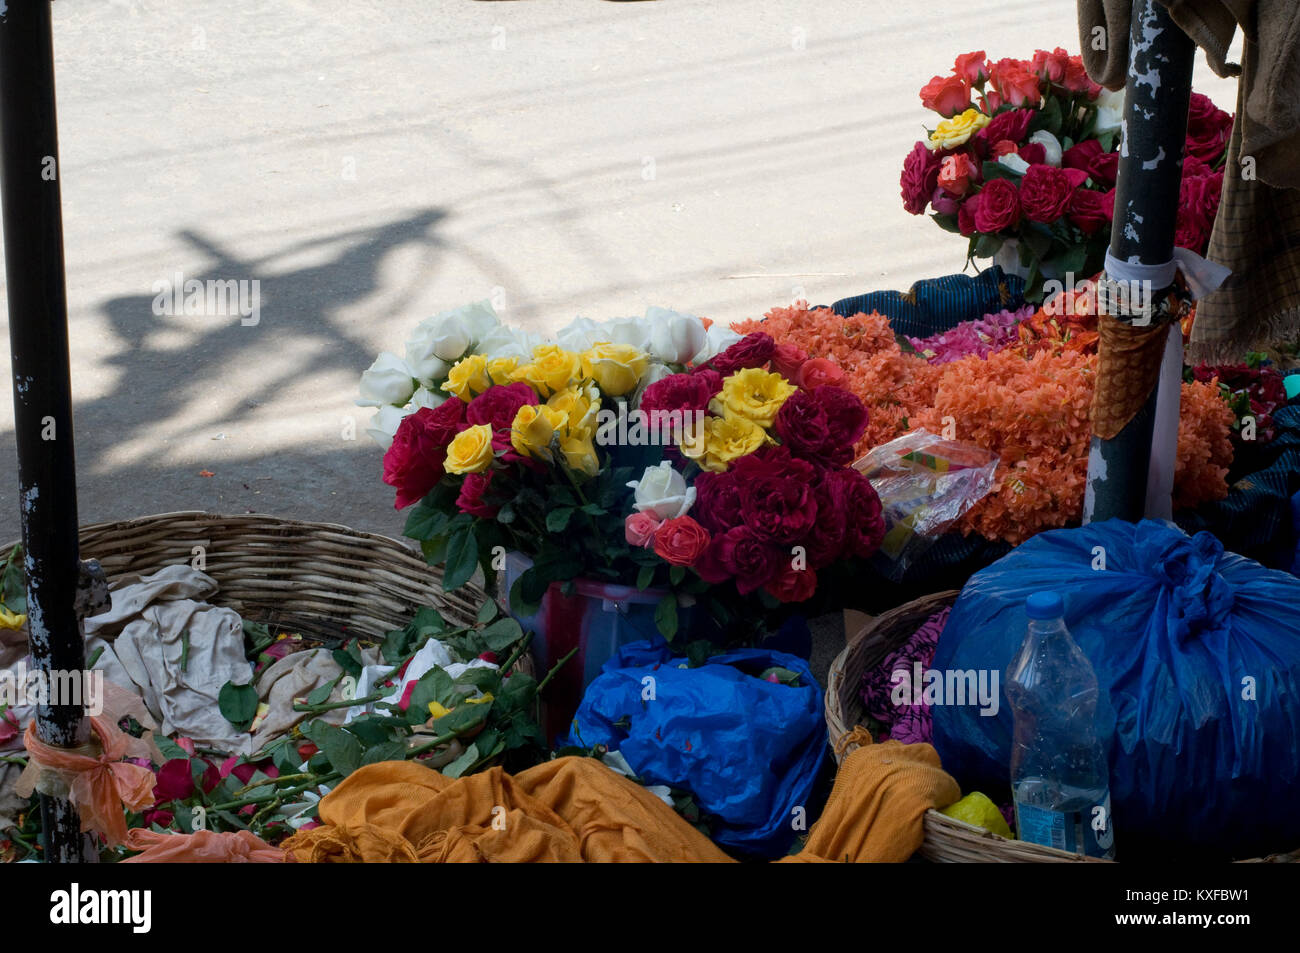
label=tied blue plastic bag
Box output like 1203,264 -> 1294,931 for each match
932,519 -> 1300,859
566,641 -> 827,857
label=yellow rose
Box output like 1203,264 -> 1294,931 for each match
511,404 -> 568,460
559,431 -> 600,477
928,108 -> 991,150
580,342 -> 649,397
445,423 -> 495,474
513,344 -> 581,398
710,368 -> 797,428
680,414 -> 766,473
547,383 -> 600,441
0,606 -> 26,631
486,356 -> 519,386
441,354 -> 492,400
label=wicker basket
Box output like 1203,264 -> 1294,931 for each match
2,510 -> 488,640
826,589 -> 1299,864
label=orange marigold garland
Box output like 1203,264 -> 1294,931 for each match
736,299 -> 1235,544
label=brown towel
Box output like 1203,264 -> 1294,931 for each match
1078,1 -> 1300,360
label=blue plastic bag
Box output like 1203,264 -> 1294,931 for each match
566,641 -> 828,857
932,519 -> 1300,859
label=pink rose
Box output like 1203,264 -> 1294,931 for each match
771,343 -> 808,381
919,75 -> 971,117
953,51 -> 988,86
625,511 -> 663,548
937,154 -> 980,197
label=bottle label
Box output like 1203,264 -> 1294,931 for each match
1015,801 -> 1113,858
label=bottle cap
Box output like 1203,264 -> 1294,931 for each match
1026,591 -> 1064,620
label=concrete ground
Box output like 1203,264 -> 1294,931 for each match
0,1 -> 1240,675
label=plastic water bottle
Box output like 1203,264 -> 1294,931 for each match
1005,591 -> 1115,859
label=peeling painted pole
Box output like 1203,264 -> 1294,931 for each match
1083,0 -> 1196,523
0,1 -> 92,862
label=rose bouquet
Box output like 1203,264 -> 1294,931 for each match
367,306 -> 884,642
901,48 -> 1233,300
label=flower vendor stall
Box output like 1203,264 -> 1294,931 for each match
2,0 -> 1298,875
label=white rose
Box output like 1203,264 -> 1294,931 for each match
357,352 -> 416,408
556,316 -> 601,352
477,325 -> 536,361
691,323 -> 741,365
645,307 -> 706,365
409,386 -> 447,411
1028,130 -> 1063,167
407,310 -> 470,370
459,300 -> 502,345
998,152 -> 1031,176
597,316 -> 651,350
626,460 -> 696,520
1093,87 -> 1125,137
365,404 -> 410,449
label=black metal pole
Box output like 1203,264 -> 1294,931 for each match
0,1 -> 90,862
1084,0 -> 1195,523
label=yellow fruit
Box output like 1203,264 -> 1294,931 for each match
940,791 -> 1013,838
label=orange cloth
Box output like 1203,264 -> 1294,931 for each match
777,728 -> 961,864
283,757 -> 732,863
121,828 -> 284,863
283,736 -> 961,864
17,715 -> 156,846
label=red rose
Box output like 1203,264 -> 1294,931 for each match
823,469 -> 885,558
920,75 -> 971,118
953,51 -> 988,85
765,564 -> 818,603
771,343 -> 808,381
1182,155 -> 1215,179
773,389 -> 832,459
991,139 -> 1018,159
1175,172 -> 1223,253
383,407 -> 454,509
1066,188 -> 1113,235
989,59 -> 1042,108
693,470 -> 744,534
937,154 -> 980,197
739,475 -> 817,543
901,141 -> 944,215
957,195 -> 979,236
687,366 -> 724,394
456,470 -> 499,518
795,357 -> 845,391
637,371 -> 712,421
713,525 -> 783,595
1030,47 -> 1070,84
931,188 -> 959,216
815,386 -> 869,451
652,515 -> 711,566
466,382 -> 537,431
804,477 -> 847,569
1062,56 -> 1099,94
1185,92 -> 1232,164
980,108 -> 1034,148
1018,164 -> 1074,223
1017,142 -> 1047,166
708,332 -> 775,374
973,178 -> 1021,232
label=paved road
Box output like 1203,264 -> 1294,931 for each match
0,0 -> 1237,558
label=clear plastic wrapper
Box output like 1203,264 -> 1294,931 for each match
853,429 -> 998,579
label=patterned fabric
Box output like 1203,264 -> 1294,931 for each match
859,607 -> 950,746
1176,402 -> 1300,570
827,267 -> 1025,340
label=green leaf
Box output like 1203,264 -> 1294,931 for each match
981,160 -> 1023,184
509,574 -> 541,617
405,667 -> 459,723
217,681 -> 259,729
305,675 -> 340,707
455,667 -> 502,693
930,212 -> 961,234
432,700 -> 492,736
441,743 -> 480,780
442,524 -> 480,592
332,644 -> 364,679
302,721 -> 363,777
344,714 -> 398,746
155,736 -> 190,761
403,498 -> 449,541
479,617 -> 524,652
545,507 -> 575,533
476,600 -> 499,624
360,740 -> 406,766
654,594 -> 679,641
974,233 -> 1003,259
669,565 -> 686,586
499,673 -> 538,710
420,535 -> 450,566
636,565 -> 655,591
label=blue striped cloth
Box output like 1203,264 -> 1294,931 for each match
827,266 -> 1027,339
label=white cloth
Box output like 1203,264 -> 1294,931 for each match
344,638 -> 497,723
84,566 -> 254,754
1144,329 -> 1185,522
